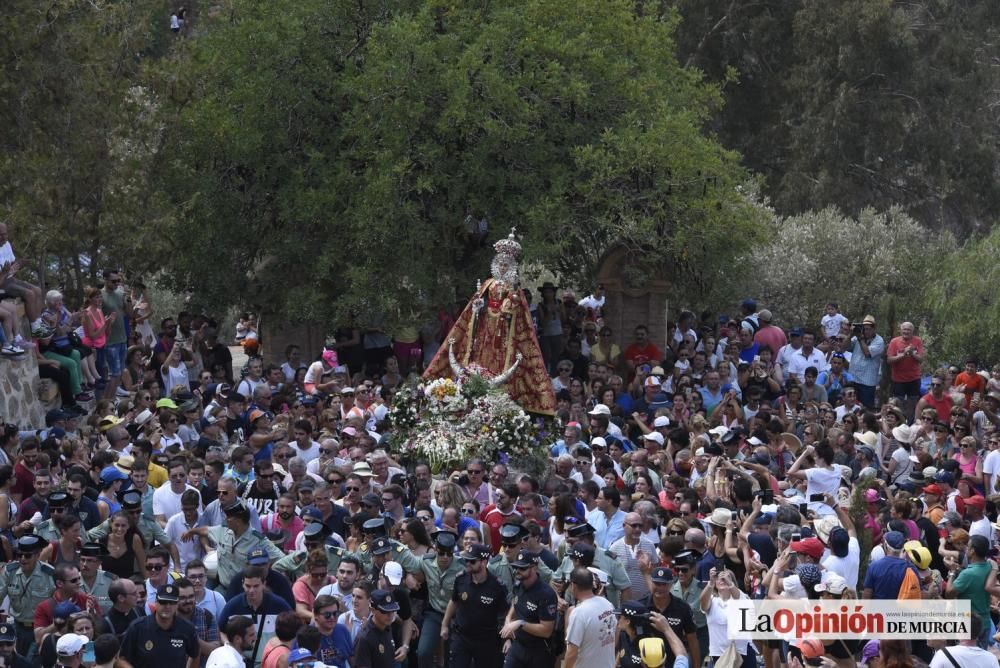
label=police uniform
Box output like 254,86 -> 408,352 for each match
205,523 -> 283,588
355,519 -> 422,574
504,550 -> 558,668
271,522 -> 332,580
449,543 -> 507,668
554,523 -> 631,608
0,536 -> 56,657
35,492 -> 69,543
354,589 -> 398,668
488,525 -> 553,599
120,584 -> 199,667
81,568 -> 117,614
415,531 -> 464,668
616,601 -> 667,668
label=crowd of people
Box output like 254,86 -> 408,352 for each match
3,217 -> 1000,667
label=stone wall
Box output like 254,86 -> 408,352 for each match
259,317 -> 326,367
595,246 -> 672,351
0,352 -> 46,430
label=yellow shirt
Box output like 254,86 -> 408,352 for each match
147,462 -> 168,488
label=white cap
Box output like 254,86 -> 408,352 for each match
748,436 -> 764,446
588,404 -> 611,416
642,432 -> 664,446
653,416 -> 670,428
675,360 -> 690,371
644,376 -> 661,387
383,561 -> 403,586
56,633 -> 88,656
587,566 -> 609,586
708,425 -> 728,436
590,437 -> 608,449
695,447 -> 706,457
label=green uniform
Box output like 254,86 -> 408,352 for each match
417,554 -> 464,614
273,545 -> 345,581
0,560 -> 56,624
82,569 -> 118,614
671,579 -> 706,629
554,546 -> 631,608
88,515 -> 172,550
205,525 -> 283,588
488,552 -> 553,600
35,520 -> 60,543
355,539 -> 421,574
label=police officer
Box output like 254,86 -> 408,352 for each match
87,491 -> 181,568
616,599 -> 688,668
0,535 -> 55,657
35,492 -> 69,543
79,542 -> 116,614
489,522 -> 553,598
499,549 -> 558,668
120,584 -> 200,668
181,501 -> 283,589
414,530 -> 463,668
354,589 -> 398,668
355,517 -> 421,574
442,543 -> 507,668
553,522 -> 631,608
0,622 -> 31,668
363,536 -> 394,589
272,522 -> 334,580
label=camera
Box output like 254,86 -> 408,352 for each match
809,494 -> 825,503
851,323 -> 863,334
759,489 -> 774,504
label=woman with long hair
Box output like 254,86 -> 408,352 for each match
80,286 -> 115,387
398,517 -> 432,556
548,493 -> 578,556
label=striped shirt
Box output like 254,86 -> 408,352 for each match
849,334 -> 885,387
608,537 -> 658,600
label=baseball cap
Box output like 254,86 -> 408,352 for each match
199,416 -> 219,429
652,416 -> 670,428
100,465 -> 129,485
0,624 -> 14,643
460,543 -> 491,562
922,484 -> 943,496
371,589 -> 400,612
587,404 -> 611,416
642,432 -> 664,446
829,528 -> 850,558
884,531 -> 906,550
53,601 -> 81,619
790,538 -> 824,561
288,648 -> 314,663
814,573 -> 849,595
383,561 -> 404,586
56,633 -> 88,656
510,549 -> 539,568
644,376 -> 661,387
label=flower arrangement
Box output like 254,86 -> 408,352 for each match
387,375 -> 544,474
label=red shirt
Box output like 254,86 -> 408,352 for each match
922,392 -> 953,422
887,336 -> 924,382
34,590 -> 100,630
481,507 -> 521,554
11,461 -> 35,501
623,342 -> 663,368
954,371 -> 986,408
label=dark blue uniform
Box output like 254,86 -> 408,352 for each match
503,577 -> 558,668
120,614 -> 199,667
449,571 -> 507,668
353,618 -> 395,668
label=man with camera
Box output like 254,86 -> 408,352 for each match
848,315 -> 885,409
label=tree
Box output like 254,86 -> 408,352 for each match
152,0 -> 766,326
745,206 -> 954,329
926,228 -> 1000,365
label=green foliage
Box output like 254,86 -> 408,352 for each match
153,0 -> 764,325
927,227 -> 1000,365
669,0 -> 1000,234
0,0 -> 171,298
745,206 -> 955,328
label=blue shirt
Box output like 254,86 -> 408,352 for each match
698,386 -> 725,414
863,555 -> 915,599
293,624 -> 353,668
586,507 -> 626,549
849,334 -> 885,387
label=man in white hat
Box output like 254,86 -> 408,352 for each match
55,633 -> 89,668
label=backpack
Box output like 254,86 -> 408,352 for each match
897,565 -> 922,600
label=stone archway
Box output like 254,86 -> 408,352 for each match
594,246 -> 672,352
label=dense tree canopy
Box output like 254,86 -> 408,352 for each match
153,0 -> 765,324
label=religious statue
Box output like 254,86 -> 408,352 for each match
423,228 -> 556,415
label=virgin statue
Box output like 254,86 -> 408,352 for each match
423,229 -> 556,415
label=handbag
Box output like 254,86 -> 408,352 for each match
714,642 -> 741,668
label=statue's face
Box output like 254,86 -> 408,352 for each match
491,256 -> 518,285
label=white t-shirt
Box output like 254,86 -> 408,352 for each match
970,517 -> 994,545
290,439 -> 321,464
153,483 -> 200,519
821,537 -> 861,589
0,242 -> 14,266
162,363 -> 191,397
564,595 -> 617,668
303,361 -> 327,387
804,467 -> 840,516
165,511 -> 205,572
889,447 -> 914,486
929,645 -> 998,668
821,313 -> 849,339
236,376 -> 262,398
705,596 -> 753,657
983,450 -> 1000,496
206,644 -> 244,668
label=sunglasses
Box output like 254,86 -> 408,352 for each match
328,478 -> 343,485
667,530 -> 685,536
626,523 -> 643,528
437,549 -> 453,557
319,611 -> 339,619
345,486 -> 361,492
417,516 -> 433,522
461,508 -> 476,515
147,564 -> 165,571
674,567 -> 690,574
467,469 -> 483,474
